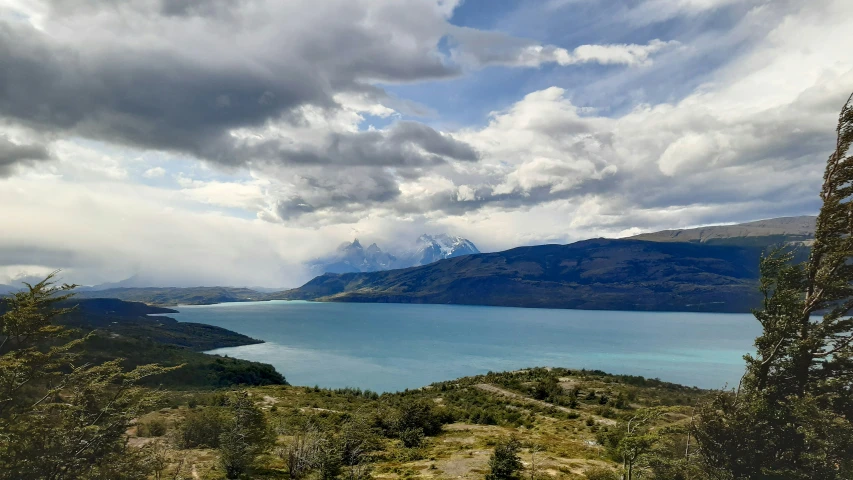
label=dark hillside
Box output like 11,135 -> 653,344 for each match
275,239 -> 765,312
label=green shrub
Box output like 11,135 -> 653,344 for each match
177,407 -> 228,448
399,427 -> 425,448
485,437 -> 522,480
137,418 -> 168,437
583,466 -> 618,480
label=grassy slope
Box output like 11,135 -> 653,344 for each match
134,368 -> 704,479
275,239 -> 765,313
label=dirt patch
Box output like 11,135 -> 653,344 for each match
435,450 -> 491,479
299,406 -> 342,414
127,436 -> 157,448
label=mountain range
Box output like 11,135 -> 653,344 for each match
310,234 -> 480,274
276,216 -> 817,313
1,216 -> 817,313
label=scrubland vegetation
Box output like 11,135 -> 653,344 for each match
125,366 -> 704,479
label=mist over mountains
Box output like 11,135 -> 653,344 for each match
310,234 -> 481,274
0,216 -> 818,312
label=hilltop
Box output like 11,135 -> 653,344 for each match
630,215 -> 815,247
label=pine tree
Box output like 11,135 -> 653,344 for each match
695,93 -> 853,478
0,272 -> 172,479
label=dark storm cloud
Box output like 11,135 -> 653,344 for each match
0,136 -> 50,176
273,168 -> 403,221
245,121 -> 478,168
0,1 -> 469,168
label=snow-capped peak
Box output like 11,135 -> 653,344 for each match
312,234 -> 479,274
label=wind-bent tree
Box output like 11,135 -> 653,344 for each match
0,273 -> 170,480
696,93 -> 853,478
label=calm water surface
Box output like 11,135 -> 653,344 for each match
169,301 -> 760,392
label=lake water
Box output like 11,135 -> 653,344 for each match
169,301 -> 760,393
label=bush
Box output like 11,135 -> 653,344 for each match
485,437 -> 522,480
583,466 -> 618,480
399,427 -> 425,448
137,418 -> 168,437
177,407 -> 228,448
393,399 -> 443,436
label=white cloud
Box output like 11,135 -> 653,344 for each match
143,167 -> 165,178
447,27 -> 678,69
527,39 -> 679,67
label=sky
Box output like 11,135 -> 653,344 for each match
0,0 -> 850,287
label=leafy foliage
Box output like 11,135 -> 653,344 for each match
695,93 -> 853,479
486,437 -> 523,480
0,273 -> 172,480
218,391 -> 275,478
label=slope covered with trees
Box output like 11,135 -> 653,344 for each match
276,239 -> 765,312
74,286 -> 264,306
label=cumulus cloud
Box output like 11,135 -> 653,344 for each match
0,0 -> 850,286
0,0 -> 659,174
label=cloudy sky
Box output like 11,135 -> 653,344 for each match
0,0 -> 850,287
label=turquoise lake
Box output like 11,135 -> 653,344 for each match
169,301 -> 760,393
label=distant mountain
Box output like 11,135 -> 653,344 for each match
78,274 -> 162,291
275,238 -> 764,313
313,239 -> 398,274
310,234 -> 480,274
630,215 -> 816,247
74,286 -> 263,306
400,234 -> 481,267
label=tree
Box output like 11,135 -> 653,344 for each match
0,273 -> 170,479
280,425 -> 321,480
695,93 -> 853,478
486,437 -> 523,480
145,440 -> 171,480
218,391 -> 274,478
339,414 -> 378,480
616,410 -> 661,480
393,398 -> 442,436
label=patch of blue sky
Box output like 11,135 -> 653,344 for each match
386,0 -> 762,127
356,113 -> 398,131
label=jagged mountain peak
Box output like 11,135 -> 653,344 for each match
311,234 -> 480,274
